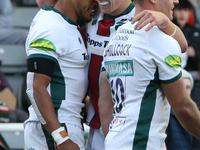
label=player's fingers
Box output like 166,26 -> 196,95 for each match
134,13 -> 152,30
131,11 -> 146,24
145,21 -> 157,31
135,18 -> 153,30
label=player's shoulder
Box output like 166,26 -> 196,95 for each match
148,26 -> 178,45
31,9 -> 68,40
147,26 -> 181,54
116,21 -> 134,31
27,9 -> 68,53
37,10 -> 63,27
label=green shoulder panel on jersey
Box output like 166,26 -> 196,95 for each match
30,38 -> 56,51
105,60 -> 133,78
165,55 -> 181,69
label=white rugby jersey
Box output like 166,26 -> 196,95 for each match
25,5 -> 88,128
102,21 -> 182,150
86,3 -> 135,129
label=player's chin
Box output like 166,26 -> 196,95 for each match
84,14 -> 94,22
80,17 -> 91,23
169,12 -> 173,20
169,15 -> 173,21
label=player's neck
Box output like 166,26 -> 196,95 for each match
54,1 -> 78,23
134,3 -> 154,16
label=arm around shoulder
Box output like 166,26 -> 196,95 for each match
131,10 -> 188,53
160,21 -> 188,53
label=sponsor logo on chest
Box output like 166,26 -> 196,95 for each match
87,33 -> 109,49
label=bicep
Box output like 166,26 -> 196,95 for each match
99,71 -> 112,101
161,77 -> 189,109
172,26 -> 188,53
29,57 -> 55,91
33,73 -> 51,89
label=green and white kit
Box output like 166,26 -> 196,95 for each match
102,21 -> 182,150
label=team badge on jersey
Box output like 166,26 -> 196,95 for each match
30,38 -> 56,51
165,55 -> 181,68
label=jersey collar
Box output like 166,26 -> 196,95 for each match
42,5 -> 77,26
103,2 -> 135,20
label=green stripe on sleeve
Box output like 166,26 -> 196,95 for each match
160,71 -> 182,84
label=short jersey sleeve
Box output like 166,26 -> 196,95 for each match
26,10 -> 68,60
149,31 -> 182,84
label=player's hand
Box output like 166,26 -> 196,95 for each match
131,10 -> 169,31
58,139 -> 80,150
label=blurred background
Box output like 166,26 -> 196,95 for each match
0,0 -> 200,149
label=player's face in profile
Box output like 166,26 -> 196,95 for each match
95,0 -> 132,16
155,0 -> 179,20
76,0 -> 98,22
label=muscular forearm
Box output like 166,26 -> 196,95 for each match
173,98 -> 200,140
99,71 -> 114,137
162,78 -> 200,140
32,73 -> 61,134
99,97 -> 113,137
161,22 -> 188,53
34,87 -> 61,133
34,87 -> 80,150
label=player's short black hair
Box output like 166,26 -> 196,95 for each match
175,0 -> 193,10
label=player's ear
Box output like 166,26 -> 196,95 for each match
149,0 -> 156,4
